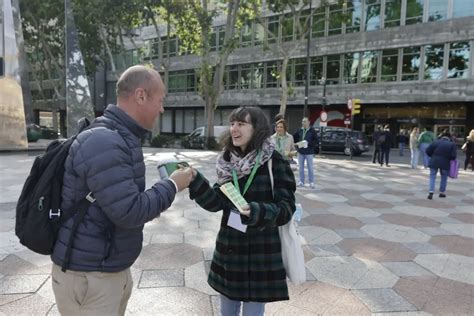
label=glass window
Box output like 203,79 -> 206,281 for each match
241,22 -> 253,47
210,30 -> 217,52
402,47 -> 421,81
453,0 -> 474,18
448,42 -> 470,79
343,52 -> 360,84
266,61 -> 279,88
381,49 -> 398,82
163,36 -> 177,58
168,71 -> 187,93
384,0 -> 401,28
293,58 -> 307,87
310,56 -> 323,85
281,14 -> 294,42
218,27 -> 226,51
365,0 -> 381,31
160,110 -> 172,133
240,64 -> 252,89
195,109 -> 205,128
184,110 -> 195,133
251,62 -> 264,89
296,10 -> 311,40
437,104 -> 466,119
267,16 -> 279,44
405,0 -> 424,25
227,65 -> 239,90
175,110 -> 184,133
186,69 -> 196,92
424,44 -> 444,80
254,23 -> 264,46
326,55 -> 341,84
360,51 -> 378,83
345,0 -> 362,33
328,4 -> 344,35
312,7 -> 326,38
428,0 -> 447,22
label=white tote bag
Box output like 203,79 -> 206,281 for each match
268,159 -> 306,284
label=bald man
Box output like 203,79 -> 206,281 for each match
51,65 -> 193,315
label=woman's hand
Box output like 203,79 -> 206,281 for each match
240,204 -> 251,217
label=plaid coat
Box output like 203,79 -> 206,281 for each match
189,150 -> 296,302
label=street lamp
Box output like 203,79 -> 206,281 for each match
303,0 -> 313,117
318,77 -> 326,155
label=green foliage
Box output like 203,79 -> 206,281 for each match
150,134 -> 175,147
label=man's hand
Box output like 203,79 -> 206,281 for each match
240,204 -> 251,217
169,167 -> 194,192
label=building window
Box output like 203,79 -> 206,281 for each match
343,52 -> 360,84
381,49 -> 398,82
209,30 -> 217,52
448,42 -> 470,79
452,0 -> 474,18
293,58 -> 307,87
251,62 -> 264,89
226,65 -> 239,90
384,0 -> 401,28
265,61 -> 279,88
360,51 -> 378,83
281,14 -> 294,42
168,69 -> 195,93
254,23 -> 265,46
424,44 -> 444,80
405,0 -> 424,25
267,16 -> 279,44
240,22 -> 253,47
326,55 -> 341,84
296,9 -> 310,40
402,46 -> 421,81
184,110 -> 195,133
365,0 -> 381,31
240,64 -> 252,89
345,0 -> 362,33
328,4 -> 344,35
428,0 -> 448,22
175,109 -> 184,133
217,26 -> 226,51
310,56 -> 323,85
312,6 -> 326,38
160,110 -> 172,133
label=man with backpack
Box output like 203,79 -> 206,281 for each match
50,65 -> 193,315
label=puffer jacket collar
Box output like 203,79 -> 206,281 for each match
103,104 -> 148,138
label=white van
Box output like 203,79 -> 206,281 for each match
183,126 -> 228,149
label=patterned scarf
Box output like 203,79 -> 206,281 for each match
216,138 -> 275,185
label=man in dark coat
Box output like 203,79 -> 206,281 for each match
379,125 -> 393,167
426,132 -> 457,199
51,65 -> 194,315
293,117 -> 318,188
372,125 -> 382,163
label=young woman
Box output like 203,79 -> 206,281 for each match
189,107 -> 296,315
409,127 -> 420,169
271,119 -> 296,161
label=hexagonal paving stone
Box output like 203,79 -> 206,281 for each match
440,223 -> 474,239
362,224 -> 431,243
133,243 -> 203,270
392,205 -> 448,218
337,183 -> 373,192
304,193 -> 348,203
337,238 -> 416,262
382,262 -> 434,277
327,205 -> 380,218
300,214 -> 364,230
430,235 -> 474,257
298,226 -> 343,245
361,193 -> 405,203
306,256 -> 399,290
184,228 -> 218,249
414,253 -> 474,284
353,288 -> 417,313
347,199 -> 394,209
380,214 -> 441,228
0,274 -> 50,294
449,213 -> 474,224
138,269 -> 184,288
185,261 -> 218,295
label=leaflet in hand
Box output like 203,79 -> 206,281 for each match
220,182 -> 248,213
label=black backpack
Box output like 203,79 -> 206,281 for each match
15,118 -> 96,271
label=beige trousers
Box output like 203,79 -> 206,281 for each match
51,263 -> 133,316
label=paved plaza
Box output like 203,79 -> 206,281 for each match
0,148 -> 473,315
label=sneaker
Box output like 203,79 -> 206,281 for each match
386,164 -> 391,167
427,192 -> 433,200
298,182 -> 304,187
310,183 -> 315,189
439,193 -> 446,198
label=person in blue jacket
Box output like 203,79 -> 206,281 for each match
425,132 -> 457,200
293,117 -> 318,188
51,65 -> 194,315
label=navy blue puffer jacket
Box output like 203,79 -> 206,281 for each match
426,137 -> 457,171
51,105 -> 176,272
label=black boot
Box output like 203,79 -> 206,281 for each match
427,192 -> 433,200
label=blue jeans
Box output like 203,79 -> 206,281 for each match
419,143 -> 430,168
298,154 -> 314,184
429,168 -> 448,193
410,148 -> 419,169
220,294 -> 265,316
399,142 -> 405,156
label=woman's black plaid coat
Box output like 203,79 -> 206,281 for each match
189,151 -> 296,302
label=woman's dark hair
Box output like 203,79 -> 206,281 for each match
222,106 -> 272,158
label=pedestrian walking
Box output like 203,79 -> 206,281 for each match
372,125 -> 382,164
50,65 -> 194,315
409,127 -> 420,169
398,129 -> 408,156
293,117 -> 318,188
188,106 -> 296,316
271,119 -> 296,161
379,125 -> 392,167
418,127 -> 435,169
426,132 -> 457,199
462,129 -> 474,171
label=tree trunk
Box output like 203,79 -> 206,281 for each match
279,55 -> 289,115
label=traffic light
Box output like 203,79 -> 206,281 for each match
352,99 -> 361,115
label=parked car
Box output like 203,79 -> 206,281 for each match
26,124 -> 60,142
182,125 -> 228,149
317,127 -> 369,156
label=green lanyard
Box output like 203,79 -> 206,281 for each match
277,136 -> 286,152
302,128 -> 308,140
232,151 -> 261,196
